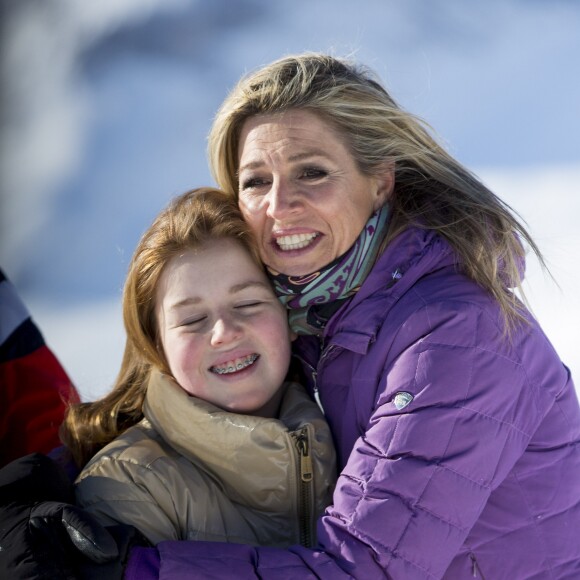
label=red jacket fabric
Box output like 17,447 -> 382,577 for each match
0,269 -> 79,468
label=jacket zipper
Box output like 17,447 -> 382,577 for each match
293,427 -> 314,547
312,376 -> 323,413
313,343 -> 340,413
469,553 -> 486,579
293,353 -> 323,413
293,342 -> 339,414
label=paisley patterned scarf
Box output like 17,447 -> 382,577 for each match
269,204 -> 390,335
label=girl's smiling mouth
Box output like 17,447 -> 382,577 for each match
210,353 -> 259,375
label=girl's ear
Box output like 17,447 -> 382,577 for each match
372,160 -> 395,211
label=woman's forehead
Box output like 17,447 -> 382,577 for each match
237,110 -> 349,163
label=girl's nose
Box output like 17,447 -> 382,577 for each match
210,316 -> 241,347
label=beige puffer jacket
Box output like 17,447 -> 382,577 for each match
75,370 -> 336,547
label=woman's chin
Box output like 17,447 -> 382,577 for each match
266,249 -> 333,278
269,260 -> 325,278
263,236 -> 332,277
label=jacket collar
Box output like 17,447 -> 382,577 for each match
143,370 -> 333,509
323,227 -> 456,353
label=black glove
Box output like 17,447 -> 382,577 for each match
0,453 -> 146,580
77,523 -> 149,580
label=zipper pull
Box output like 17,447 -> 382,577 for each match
313,385 -> 324,414
470,554 -> 484,578
297,431 -> 313,482
311,368 -> 324,414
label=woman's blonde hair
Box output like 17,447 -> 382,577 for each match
208,52 -> 545,327
61,187 -> 261,468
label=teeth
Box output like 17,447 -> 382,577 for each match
276,233 -> 318,251
211,354 -> 258,375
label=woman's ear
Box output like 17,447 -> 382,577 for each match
372,160 -> 395,211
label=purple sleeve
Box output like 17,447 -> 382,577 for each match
125,545 -> 160,580
126,542 -> 355,579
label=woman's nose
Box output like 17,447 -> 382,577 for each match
266,179 -> 302,220
210,316 -> 241,347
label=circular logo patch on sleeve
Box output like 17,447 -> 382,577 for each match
393,391 -> 414,410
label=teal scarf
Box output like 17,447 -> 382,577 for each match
269,204 -> 390,335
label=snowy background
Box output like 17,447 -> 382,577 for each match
1,0 -> 578,401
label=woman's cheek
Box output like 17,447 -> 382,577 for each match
239,196 -> 264,222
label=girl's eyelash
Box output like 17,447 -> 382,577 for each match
183,317 -> 205,326
236,302 -> 262,309
180,302 -> 263,326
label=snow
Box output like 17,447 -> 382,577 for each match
1,0 -> 578,401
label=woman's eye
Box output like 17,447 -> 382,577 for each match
240,177 -> 269,190
301,167 -> 327,180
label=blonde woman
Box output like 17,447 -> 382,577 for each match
125,53 -> 580,579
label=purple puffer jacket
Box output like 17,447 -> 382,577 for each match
125,226 -> 580,579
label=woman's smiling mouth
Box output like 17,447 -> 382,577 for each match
275,232 -> 320,251
210,353 -> 259,375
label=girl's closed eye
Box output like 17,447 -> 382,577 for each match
235,301 -> 263,310
180,315 -> 207,329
